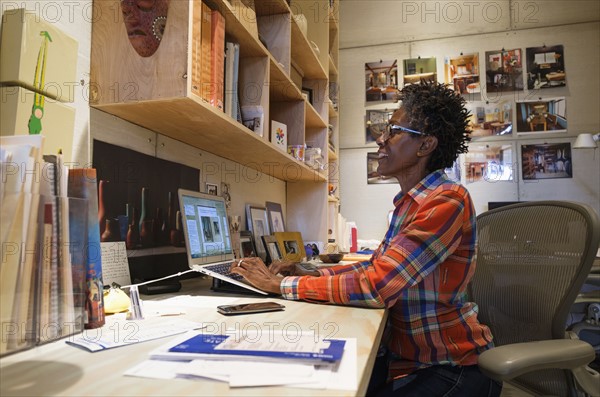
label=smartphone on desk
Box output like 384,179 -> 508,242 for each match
217,302 -> 285,315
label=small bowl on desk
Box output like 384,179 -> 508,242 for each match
319,253 -> 345,264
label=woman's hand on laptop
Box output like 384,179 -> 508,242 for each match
229,257 -> 283,294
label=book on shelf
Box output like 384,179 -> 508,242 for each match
150,330 -> 346,365
67,168 -> 105,329
200,1 -> 212,103
210,9 -> 225,111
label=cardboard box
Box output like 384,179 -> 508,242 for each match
1,86 -> 75,161
0,8 -> 78,102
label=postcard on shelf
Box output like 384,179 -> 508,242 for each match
270,120 -> 287,152
240,105 -> 263,136
151,329 -> 346,365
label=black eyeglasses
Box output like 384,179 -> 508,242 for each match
379,124 -> 425,145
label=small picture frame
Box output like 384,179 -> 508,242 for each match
205,182 -> 218,196
274,231 -> 306,262
266,201 -> 285,233
301,87 -> 313,105
239,231 -> 257,258
270,120 -> 287,152
246,204 -> 271,261
261,235 -> 282,265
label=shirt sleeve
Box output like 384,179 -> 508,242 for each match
280,190 -> 467,308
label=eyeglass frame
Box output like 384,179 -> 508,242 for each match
378,124 -> 426,145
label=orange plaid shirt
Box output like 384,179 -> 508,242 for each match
281,170 -> 494,377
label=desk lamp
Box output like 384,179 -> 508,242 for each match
573,133 -> 600,149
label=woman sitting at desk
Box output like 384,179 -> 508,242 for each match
231,82 -> 501,397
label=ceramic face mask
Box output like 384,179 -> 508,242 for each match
120,0 -> 170,57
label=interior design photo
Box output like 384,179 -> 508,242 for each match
485,48 -> 524,93
365,59 -> 399,102
464,143 -> 515,184
516,97 -> 567,134
444,53 -> 480,94
365,109 -> 395,143
526,44 -> 566,90
521,142 -> 573,180
465,100 -> 513,137
402,57 -> 437,86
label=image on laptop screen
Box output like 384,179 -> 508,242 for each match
179,189 -> 234,265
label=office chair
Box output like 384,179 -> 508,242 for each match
470,201 -> 600,397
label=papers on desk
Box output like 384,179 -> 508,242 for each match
65,312 -> 203,352
125,337 -> 358,390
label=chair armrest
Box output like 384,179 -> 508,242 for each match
478,339 -> 595,381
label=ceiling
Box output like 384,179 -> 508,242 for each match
339,0 -> 600,49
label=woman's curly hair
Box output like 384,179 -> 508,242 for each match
399,81 -> 471,171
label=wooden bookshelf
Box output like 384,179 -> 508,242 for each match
90,0 -> 338,242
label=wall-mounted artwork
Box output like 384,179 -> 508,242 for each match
365,109 -> 395,143
521,142 -> 572,180
444,161 -> 461,182
464,100 -> 513,137
526,45 -> 566,90
367,152 -> 395,184
444,53 -> 480,94
365,60 -> 399,102
403,57 -> 437,86
485,48 -> 524,93
464,143 -> 514,184
515,97 -> 567,134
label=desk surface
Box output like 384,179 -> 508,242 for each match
0,277 -> 387,396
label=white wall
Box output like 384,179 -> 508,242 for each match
338,5 -> 600,240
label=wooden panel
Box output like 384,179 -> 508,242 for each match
90,0 -> 189,104
258,14 -> 291,75
271,101 -> 305,146
93,97 -> 324,182
269,59 -> 303,102
291,17 -> 327,80
239,56 -> 270,139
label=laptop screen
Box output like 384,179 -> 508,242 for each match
178,189 -> 234,265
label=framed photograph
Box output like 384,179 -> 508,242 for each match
245,205 -> 271,261
270,120 -> 287,152
526,45 -> 566,90
266,201 -> 285,233
301,87 -> 313,105
521,142 -> 572,180
261,235 -> 282,265
273,231 -> 306,262
365,59 -> 399,102
239,231 -> 257,258
464,143 -> 514,184
515,97 -> 567,134
205,182 -> 218,196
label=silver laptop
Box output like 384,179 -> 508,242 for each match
178,189 -> 267,295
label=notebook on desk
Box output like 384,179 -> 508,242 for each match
178,189 -> 267,295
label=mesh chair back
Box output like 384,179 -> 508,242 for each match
471,201 -> 600,396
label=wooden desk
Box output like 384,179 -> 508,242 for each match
0,277 -> 387,396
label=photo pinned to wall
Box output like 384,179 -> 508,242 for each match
365,59 -> 399,102
521,142 -> 572,180
403,57 -> 437,86
444,53 -> 480,95
516,97 -> 566,134
485,48 -> 524,93
367,152 -> 395,184
444,160 -> 461,182
273,232 -> 306,262
265,201 -> 285,233
205,183 -> 218,196
245,205 -> 271,261
464,143 -> 514,185
526,45 -> 566,90
464,100 -> 513,137
365,109 -> 395,144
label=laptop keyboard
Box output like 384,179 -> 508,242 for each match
204,262 -> 244,281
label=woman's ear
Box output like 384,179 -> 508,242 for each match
417,136 -> 438,156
